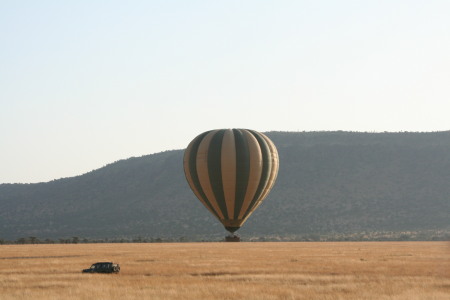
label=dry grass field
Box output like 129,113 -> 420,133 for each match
0,242 -> 449,299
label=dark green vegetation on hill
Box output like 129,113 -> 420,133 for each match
1,131 -> 449,241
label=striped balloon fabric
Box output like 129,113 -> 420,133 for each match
183,129 -> 279,233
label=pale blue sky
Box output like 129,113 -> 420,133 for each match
1,0 -> 450,183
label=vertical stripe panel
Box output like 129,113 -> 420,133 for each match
183,131 -> 220,219
196,130 -> 225,219
240,130 -> 273,217
256,134 -> 279,203
251,134 -> 279,212
207,130 -> 229,219
238,130 -> 263,219
221,129 -> 237,219
232,129 -> 250,218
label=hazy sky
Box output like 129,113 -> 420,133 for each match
1,1 -> 449,183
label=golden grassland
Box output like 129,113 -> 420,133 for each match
0,242 -> 449,299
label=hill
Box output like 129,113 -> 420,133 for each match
1,131 -> 449,241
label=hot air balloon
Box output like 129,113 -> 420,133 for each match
183,129 -> 279,240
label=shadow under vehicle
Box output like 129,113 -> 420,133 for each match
82,262 -> 120,273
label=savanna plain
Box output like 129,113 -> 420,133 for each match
0,242 -> 449,300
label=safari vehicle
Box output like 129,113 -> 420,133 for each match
82,262 -> 120,274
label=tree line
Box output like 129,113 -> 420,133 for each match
1,229 -> 448,245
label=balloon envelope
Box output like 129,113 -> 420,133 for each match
183,129 -> 279,233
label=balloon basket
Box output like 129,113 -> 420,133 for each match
225,234 -> 241,242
